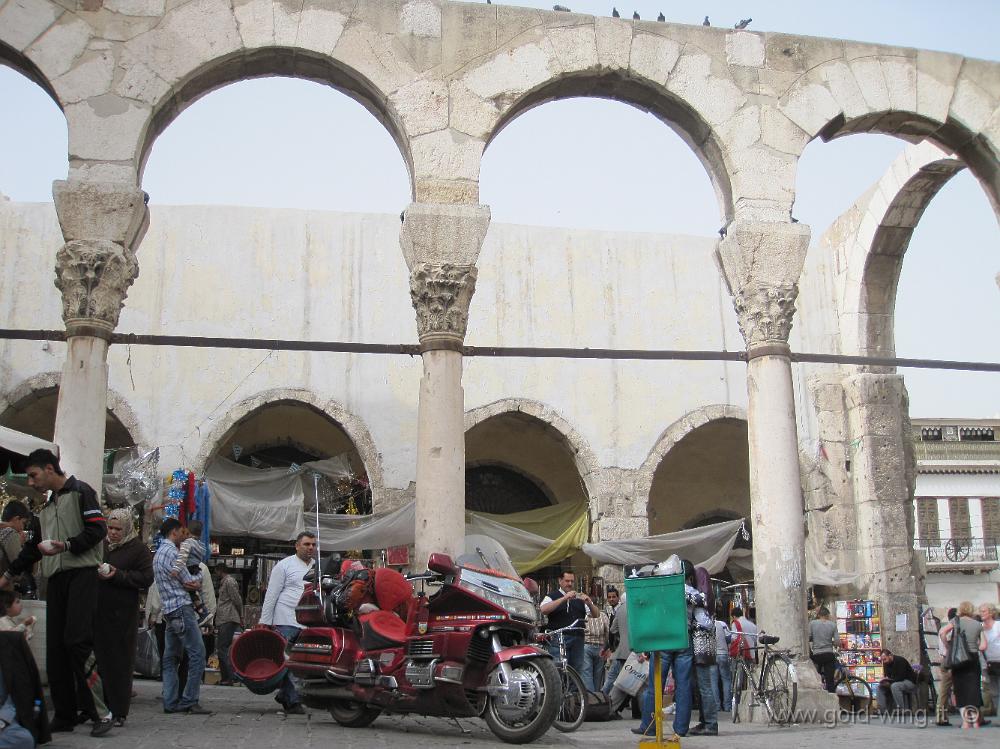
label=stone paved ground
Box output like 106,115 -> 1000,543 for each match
47,680 -> 999,749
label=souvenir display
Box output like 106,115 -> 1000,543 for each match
836,599 -> 884,685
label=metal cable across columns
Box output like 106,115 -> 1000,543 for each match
401,203 -> 491,569
719,221 -> 836,719
51,180 -> 148,491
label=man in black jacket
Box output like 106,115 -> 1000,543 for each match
0,450 -> 112,737
877,649 -> 918,713
539,571 -> 599,673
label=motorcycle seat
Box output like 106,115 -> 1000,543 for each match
360,609 -> 408,649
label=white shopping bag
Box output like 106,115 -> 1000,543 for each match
613,652 -> 649,696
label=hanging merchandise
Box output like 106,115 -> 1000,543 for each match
164,469 -> 188,520
836,599 -> 884,686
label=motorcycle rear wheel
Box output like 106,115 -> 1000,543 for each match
329,699 -> 381,728
484,657 -> 562,744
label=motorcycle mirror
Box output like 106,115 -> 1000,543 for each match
427,553 -> 455,575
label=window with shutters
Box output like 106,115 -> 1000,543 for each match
916,498 -> 940,547
982,497 -> 1000,544
948,498 -> 971,541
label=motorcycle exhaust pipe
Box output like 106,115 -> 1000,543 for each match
300,683 -> 354,701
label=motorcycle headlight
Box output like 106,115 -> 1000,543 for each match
458,580 -> 537,621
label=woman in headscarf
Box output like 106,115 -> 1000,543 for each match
94,508 -> 154,727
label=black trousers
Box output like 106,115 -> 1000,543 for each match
217,622 -> 238,682
46,567 -> 104,722
811,652 -> 838,693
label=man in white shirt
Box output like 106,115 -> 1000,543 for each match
259,531 -> 316,715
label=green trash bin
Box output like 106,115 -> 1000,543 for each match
625,573 -> 689,652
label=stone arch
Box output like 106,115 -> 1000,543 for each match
137,46 -> 413,193
634,404 -> 747,533
635,404 -> 748,522
0,370 -> 146,450
193,387 -> 385,508
777,54 -> 1000,216
0,40 -> 59,106
472,30 -> 743,222
464,398 -> 601,518
833,141 -> 966,362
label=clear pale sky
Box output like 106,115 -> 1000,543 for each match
1,0 -> 997,417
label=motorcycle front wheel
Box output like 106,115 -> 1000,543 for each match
329,699 -> 381,728
484,657 -> 562,744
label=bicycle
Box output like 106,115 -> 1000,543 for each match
539,620 -> 588,732
731,632 -> 798,724
831,660 -> 874,715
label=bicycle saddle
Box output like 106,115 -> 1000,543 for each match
759,634 -> 780,645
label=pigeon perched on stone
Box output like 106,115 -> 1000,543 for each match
718,226 -> 727,239
632,10 -> 640,19
612,6 -> 620,17
703,16 -> 710,26
553,4 -> 571,11
657,12 -> 665,21
735,18 -> 752,29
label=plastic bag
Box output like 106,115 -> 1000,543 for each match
654,554 -> 682,576
614,652 -> 649,696
134,627 -> 160,678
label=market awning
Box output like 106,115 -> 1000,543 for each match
0,425 -> 58,457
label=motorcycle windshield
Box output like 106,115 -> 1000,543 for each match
457,534 -> 520,579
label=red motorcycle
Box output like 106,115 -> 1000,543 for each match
287,536 -> 561,743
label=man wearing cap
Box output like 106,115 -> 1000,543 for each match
153,518 -> 210,715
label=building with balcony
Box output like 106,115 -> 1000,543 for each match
913,419 -> 1000,612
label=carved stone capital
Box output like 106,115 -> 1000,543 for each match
409,263 -> 478,343
733,281 -> 798,347
55,239 -> 139,334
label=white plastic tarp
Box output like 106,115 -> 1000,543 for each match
0,426 -> 57,457
726,547 -> 860,587
465,511 -> 555,567
581,518 -> 744,573
204,459 -> 306,540
312,502 -> 416,551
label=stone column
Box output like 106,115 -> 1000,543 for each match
51,180 -> 148,491
733,280 -> 811,653
844,373 -> 921,661
401,204 -> 490,567
719,221 -> 835,717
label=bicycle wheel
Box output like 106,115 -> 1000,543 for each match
835,673 -> 873,715
553,665 -> 586,732
761,654 -> 798,724
731,658 -> 755,723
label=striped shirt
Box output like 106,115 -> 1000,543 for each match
153,541 -> 201,616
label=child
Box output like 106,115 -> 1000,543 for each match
171,521 -> 212,626
0,589 -> 35,640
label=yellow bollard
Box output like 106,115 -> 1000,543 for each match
639,652 -> 681,749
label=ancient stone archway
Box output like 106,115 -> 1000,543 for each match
643,412 -> 750,536
137,47 -> 413,191
778,54 -> 1000,219
829,142 -> 967,361
195,387 -> 385,509
465,398 -> 600,515
482,68 -> 737,222
635,404 -> 748,509
0,371 -> 143,455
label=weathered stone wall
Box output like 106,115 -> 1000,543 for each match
0,198 -> 749,497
